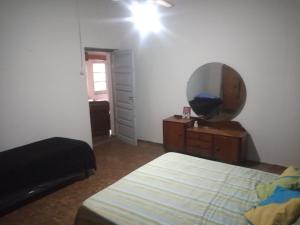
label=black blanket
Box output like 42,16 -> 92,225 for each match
0,137 -> 96,213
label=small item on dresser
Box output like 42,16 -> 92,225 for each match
182,106 -> 191,119
194,121 -> 198,128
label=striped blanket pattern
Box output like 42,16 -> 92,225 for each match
75,153 -> 278,225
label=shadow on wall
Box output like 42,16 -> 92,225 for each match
247,134 -> 260,162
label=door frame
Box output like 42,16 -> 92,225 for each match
84,48 -> 116,136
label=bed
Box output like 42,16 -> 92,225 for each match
0,137 -> 96,214
74,152 -> 277,225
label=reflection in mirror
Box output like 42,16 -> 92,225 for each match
187,63 -> 246,121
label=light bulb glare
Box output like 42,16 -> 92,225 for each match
129,1 -> 162,35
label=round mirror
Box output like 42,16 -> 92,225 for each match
187,63 -> 246,121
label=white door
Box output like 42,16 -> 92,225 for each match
111,50 -> 137,145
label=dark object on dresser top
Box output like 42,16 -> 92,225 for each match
0,137 -> 96,215
189,97 -> 222,117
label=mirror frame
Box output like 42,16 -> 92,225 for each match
186,62 -> 246,121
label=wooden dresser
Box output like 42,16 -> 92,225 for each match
163,116 -> 193,153
163,116 -> 247,164
89,101 -> 110,137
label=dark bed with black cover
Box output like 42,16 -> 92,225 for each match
0,137 -> 96,214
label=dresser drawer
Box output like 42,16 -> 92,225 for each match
186,139 -> 212,149
163,117 -> 193,153
186,145 -> 213,157
163,122 -> 185,152
186,132 -> 212,142
214,136 -> 240,163
186,132 -> 213,157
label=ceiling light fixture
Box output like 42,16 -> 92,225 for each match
153,0 -> 173,8
113,0 -> 174,8
129,1 -> 163,35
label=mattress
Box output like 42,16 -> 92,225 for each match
74,153 -> 277,225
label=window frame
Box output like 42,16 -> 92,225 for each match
87,59 -> 108,96
92,61 -> 107,95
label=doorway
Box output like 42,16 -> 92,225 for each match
85,49 -> 115,146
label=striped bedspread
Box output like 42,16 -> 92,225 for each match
74,153 -> 278,225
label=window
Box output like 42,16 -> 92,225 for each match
85,54 -> 109,101
92,62 -> 107,93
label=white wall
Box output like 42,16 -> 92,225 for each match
0,0 -> 107,150
78,0 -> 128,49
1,0 -> 300,168
0,0 -> 93,149
119,0 -> 300,167
0,0 -> 128,151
